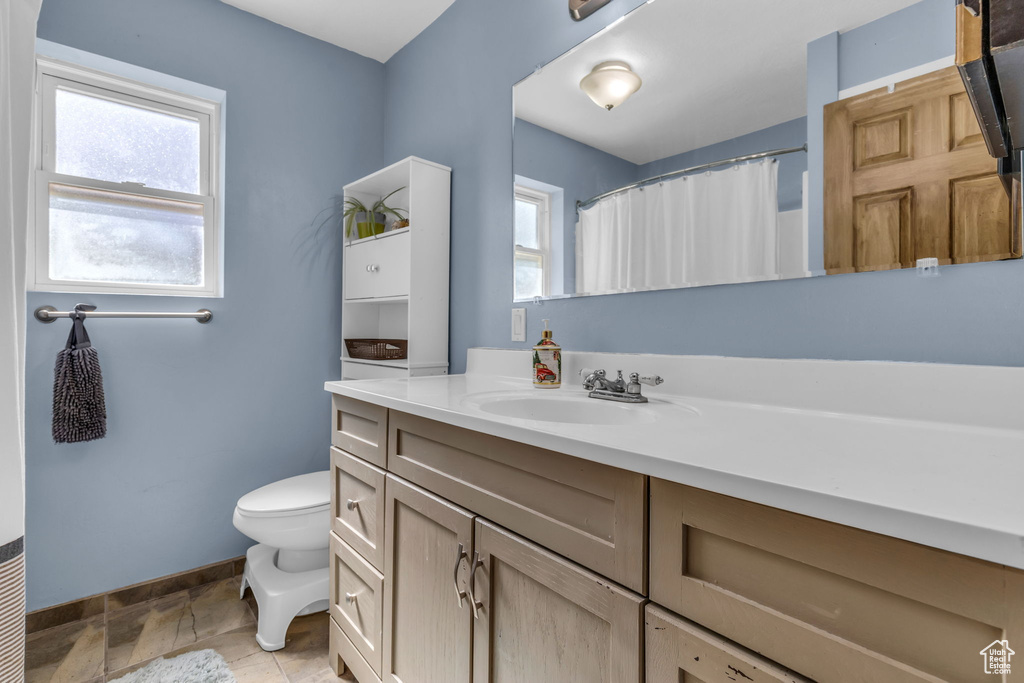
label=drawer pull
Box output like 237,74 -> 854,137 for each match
346,499 -> 359,511
452,543 -> 468,607
366,264 -> 380,273
344,592 -> 357,604
468,551 -> 485,619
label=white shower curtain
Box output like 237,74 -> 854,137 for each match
576,159 -> 780,294
1,0 -> 42,679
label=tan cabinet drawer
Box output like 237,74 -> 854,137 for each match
472,518 -> 644,683
388,410 -> 647,593
330,532 -> 384,677
331,394 -> 388,468
650,479 -> 1024,683
330,615 -> 382,683
646,604 -> 807,683
345,232 -> 410,300
331,447 -> 386,570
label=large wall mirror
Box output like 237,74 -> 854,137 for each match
511,0 -> 1022,301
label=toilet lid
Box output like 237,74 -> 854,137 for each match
237,471 -> 330,516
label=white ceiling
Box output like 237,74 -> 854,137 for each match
220,0 -> 457,63
515,0 -> 928,165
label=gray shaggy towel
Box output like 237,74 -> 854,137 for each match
52,311 -> 106,443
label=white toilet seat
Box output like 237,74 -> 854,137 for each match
236,471 -> 330,516
233,471 -> 331,552
233,471 -> 331,652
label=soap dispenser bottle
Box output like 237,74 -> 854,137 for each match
532,319 -> 561,388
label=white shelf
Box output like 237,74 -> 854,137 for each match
345,295 -> 410,304
340,157 -> 451,381
342,356 -> 410,369
343,156 -> 452,196
341,356 -> 451,370
346,227 -> 411,247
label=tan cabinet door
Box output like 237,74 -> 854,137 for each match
382,475 -> 474,683
470,518 -> 644,683
824,66 -> 1017,274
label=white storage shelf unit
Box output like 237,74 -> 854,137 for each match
341,157 -> 451,380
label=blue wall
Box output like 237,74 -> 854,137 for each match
837,0 -> 955,90
27,0 -> 384,609
385,0 -> 1024,372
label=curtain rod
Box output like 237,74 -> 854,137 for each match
576,143 -> 808,211
35,306 -> 213,324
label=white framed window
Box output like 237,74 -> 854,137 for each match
32,54 -> 223,297
514,185 -> 552,300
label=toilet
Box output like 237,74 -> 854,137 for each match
232,471 -> 331,652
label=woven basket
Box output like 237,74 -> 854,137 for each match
345,338 -> 408,361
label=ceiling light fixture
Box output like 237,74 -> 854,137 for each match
579,61 -> 642,111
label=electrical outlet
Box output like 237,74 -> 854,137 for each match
511,308 -> 527,342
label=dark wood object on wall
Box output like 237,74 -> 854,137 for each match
956,0 -> 1009,158
824,67 -> 1018,274
988,0 -> 1024,153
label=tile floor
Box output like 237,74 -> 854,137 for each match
25,576 -> 353,682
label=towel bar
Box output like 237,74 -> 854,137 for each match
35,306 -> 212,324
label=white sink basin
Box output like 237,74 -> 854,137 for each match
461,390 -> 695,425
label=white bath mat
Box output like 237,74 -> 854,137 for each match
108,649 -> 236,683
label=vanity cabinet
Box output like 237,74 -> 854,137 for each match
329,395 -> 1024,683
329,532 -> 384,678
330,447 -> 386,570
649,478 -> 1024,683
471,517 -> 644,682
382,475 -> 474,683
645,604 -> 806,683
387,410 -> 647,593
331,395 -> 388,469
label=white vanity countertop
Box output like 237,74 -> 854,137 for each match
325,350 -> 1024,570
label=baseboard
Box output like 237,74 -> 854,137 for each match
26,554 -> 246,634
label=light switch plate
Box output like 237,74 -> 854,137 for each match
511,308 -> 527,342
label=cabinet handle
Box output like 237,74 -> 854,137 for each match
344,592 -> 357,604
452,542 -> 468,607
346,499 -> 359,511
366,264 -> 380,273
467,551 -> 485,619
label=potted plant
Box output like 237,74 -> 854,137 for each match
343,188 -> 407,240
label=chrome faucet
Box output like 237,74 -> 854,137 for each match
579,368 -> 664,403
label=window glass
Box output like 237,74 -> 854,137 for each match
55,87 -> 201,194
48,183 -> 204,286
514,252 -> 544,300
514,198 -> 540,250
